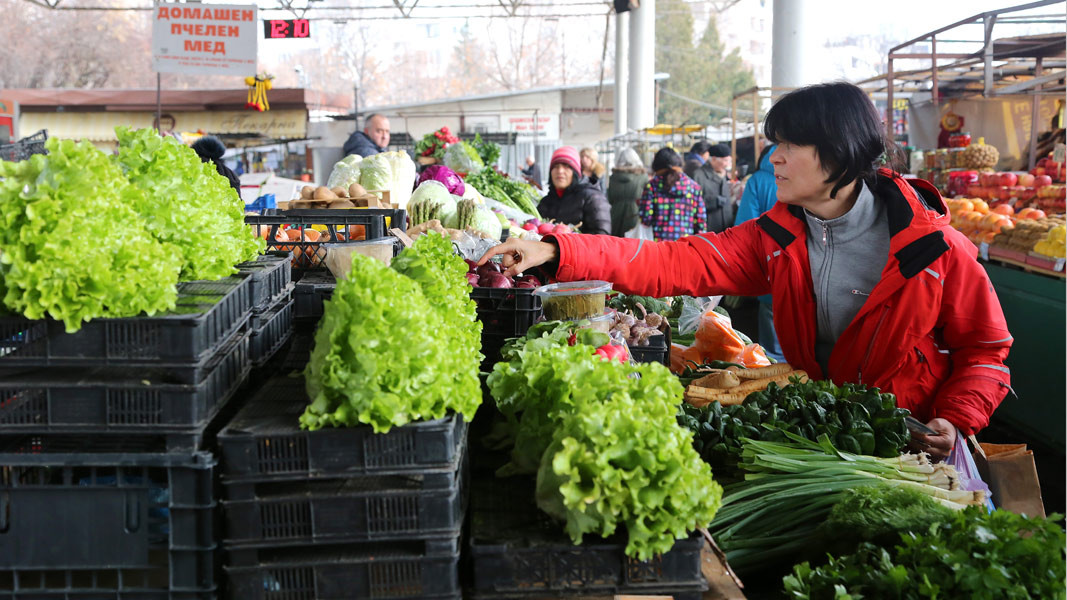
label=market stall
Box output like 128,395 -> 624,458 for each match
0,125 -> 1062,600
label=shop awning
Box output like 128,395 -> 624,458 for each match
20,109 -> 309,143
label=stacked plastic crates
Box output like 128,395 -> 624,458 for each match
238,252 -> 295,369
0,254 -> 290,598
217,376 -> 467,600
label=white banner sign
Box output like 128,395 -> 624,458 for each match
505,114 -> 560,141
153,3 -> 258,76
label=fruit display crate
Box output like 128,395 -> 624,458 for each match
469,287 -> 543,367
0,331 -> 250,450
236,251 -> 293,312
225,542 -> 460,600
245,208 -> 406,273
293,271 -> 336,323
249,294 -> 294,368
467,474 -> 707,599
0,273 -> 253,368
0,443 -> 216,599
218,376 -> 468,483
222,450 -> 467,549
628,330 -> 670,366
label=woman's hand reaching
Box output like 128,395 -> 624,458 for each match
907,417 -> 956,462
477,239 -> 559,279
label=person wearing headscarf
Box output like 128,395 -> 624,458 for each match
607,147 -> 649,237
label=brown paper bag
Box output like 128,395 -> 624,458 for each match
971,437 -> 1045,518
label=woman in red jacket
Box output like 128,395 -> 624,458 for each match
480,82 -> 1013,461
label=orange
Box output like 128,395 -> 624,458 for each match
957,199 -> 974,212
971,199 -> 990,214
993,204 -> 1015,216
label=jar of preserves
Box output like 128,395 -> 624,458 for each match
949,132 -> 972,148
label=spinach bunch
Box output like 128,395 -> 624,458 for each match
678,379 -> 910,478
784,507 -> 1066,600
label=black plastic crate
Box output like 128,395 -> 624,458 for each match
249,296 -> 294,368
218,376 -> 467,483
237,251 -> 293,312
245,208 -> 406,272
469,288 -> 542,366
225,542 -> 460,599
293,271 -> 336,323
0,331 -> 250,446
0,130 -> 48,162
280,328 -> 315,374
0,273 -> 253,368
468,474 -> 706,598
628,331 -> 669,366
223,452 -> 467,548
0,447 -> 215,597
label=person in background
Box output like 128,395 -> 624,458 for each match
481,82 -> 1013,460
638,147 -> 706,241
579,147 -> 608,193
191,136 -> 241,196
606,147 -> 649,237
734,144 -> 784,362
343,113 -> 390,157
537,146 -> 611,235
521,155 -> 542,190
691,142 -> 735,233
683,140 -> 712,178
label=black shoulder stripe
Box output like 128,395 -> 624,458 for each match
895,231 -> 950,278
757,215 -> 796,249
875,175 -> 914,237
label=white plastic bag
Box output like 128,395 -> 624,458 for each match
624,223 -> 655,240
677,296 -> 723,336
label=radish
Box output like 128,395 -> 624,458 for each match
522,222 -> 538,232
537,223 -> 556,235
552,224 -> 570,235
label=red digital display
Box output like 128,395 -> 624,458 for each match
263,19 -> 311,39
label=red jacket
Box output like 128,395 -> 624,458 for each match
550,170 -> 1012,435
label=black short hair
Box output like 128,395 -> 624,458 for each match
690,140 -> 712,156
764,82 -> 894,199
652,147 -> 683,190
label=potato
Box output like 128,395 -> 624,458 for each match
349,183 -> 367,198
291,198 -> 314,209
330,186 -> 348,198
301,185 -> 316,199
313,186 -> 337,200
327,199 -> 355,209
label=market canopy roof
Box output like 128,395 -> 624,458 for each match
4,88 -> 350,113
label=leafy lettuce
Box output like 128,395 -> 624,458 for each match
115,127 -> 263,281
489,341 -> 722,560
301,233 -> 482,432
0,138 -> 182,331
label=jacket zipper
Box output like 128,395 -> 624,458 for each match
850,289 -> 870,297
822,223 -> 828,245
858,304 -> 891,384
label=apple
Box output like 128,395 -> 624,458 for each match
1057,186 -> 1067,201
1035,167 -> 1047,177
998,187 -> 1013,202
1019,187 -> 1037,201
980,173 -> 997,187
998,172 -> 1018,187
1035,175 -> 1053,188
966,185 -> 982,197
1018,173 -> 1035,186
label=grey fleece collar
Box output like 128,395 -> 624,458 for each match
803,182 -> 878,245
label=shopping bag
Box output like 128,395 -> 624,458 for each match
970,437 -> 1046,518
624,223 -> 655,240
945,430 -> 993,512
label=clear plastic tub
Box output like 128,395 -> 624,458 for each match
323,238 -> 396,277
533,281 -> 612,321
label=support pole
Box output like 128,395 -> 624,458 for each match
983,15 -> 997,97
931,36 -> 938,105
771,0 -> 811,89
156,73 -> 162,135
1028,57 -> 1043,170
886,58 -> 895,140
615,11 -> 629,136
627,0 -> 654,131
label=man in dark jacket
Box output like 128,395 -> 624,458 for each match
691,142 -> 735,233
191,136 -> 241,196
683,140 -> 712,178
342,114 -> 390,157
537,146 -> 611,235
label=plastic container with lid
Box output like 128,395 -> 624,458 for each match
949,132 -> 972,148
565,311 -> 615,334
947,170 -> 979,198
533,281 -> 612,321
323,238 -> 396,278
